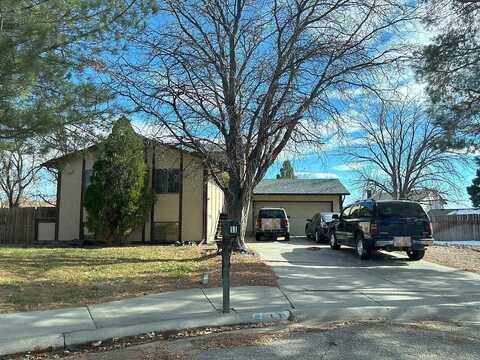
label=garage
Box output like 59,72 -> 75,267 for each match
253,201 -> 332,236
248,179 -> 350,237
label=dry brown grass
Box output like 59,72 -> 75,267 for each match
0,245 -> 277,313
423,245 -> 480,273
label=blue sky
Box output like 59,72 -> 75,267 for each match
108,2 -> 477,210
265,150 -> 476,208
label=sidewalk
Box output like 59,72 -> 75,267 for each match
0,286 -> 291,357
2,284 -> 480,357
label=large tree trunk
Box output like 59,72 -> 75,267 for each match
225,177 -> 252,251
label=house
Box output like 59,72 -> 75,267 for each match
42,137 -> 350,243
43,140 -> 225,243
248,179 -> 350,236
368,189 -> 447,213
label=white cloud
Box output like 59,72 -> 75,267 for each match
333,162 -> 365,171
296,171 -> 339,179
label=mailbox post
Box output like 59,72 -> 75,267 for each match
221,220 -> 239,313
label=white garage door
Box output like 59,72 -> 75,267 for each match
253,201 -> 332,236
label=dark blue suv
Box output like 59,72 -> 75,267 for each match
330,200 -> 434,260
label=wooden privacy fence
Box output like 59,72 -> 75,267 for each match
0,207 -> 56,245
431,214 -> 480,241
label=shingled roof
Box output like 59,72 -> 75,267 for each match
254,179 -> 350,195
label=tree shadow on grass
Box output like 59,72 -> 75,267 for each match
0,251 -> 218,273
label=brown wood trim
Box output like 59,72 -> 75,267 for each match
150,144 -> 156,242
79,157 -> 86,240
178,150 -> 184,242
54,170 -> 61,241
202,167 -> 208,242
142,142 -> 147,243
34,218 -> 39,243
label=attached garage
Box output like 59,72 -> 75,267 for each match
248,179 -> 350,236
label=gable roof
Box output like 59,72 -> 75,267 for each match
42,136 -> 207,168
254,179 -> 350,195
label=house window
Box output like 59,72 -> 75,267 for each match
152,222 -> 179,242
154,169 -> 180,193
84,169 -> 93,194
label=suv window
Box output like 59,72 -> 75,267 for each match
320,212 -> 335,222
258,209 -> 286,219
349,205 -> 361,218
358,205 -> 372,218
342,206 -> 353,219
375,202 -> 427,219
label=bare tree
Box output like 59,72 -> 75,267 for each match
345,98 -> 465,200
0,141 -> 43,208
109,0 -> 415,248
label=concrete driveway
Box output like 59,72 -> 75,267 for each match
248,237 -> 480,322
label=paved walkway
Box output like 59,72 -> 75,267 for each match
248,237 -> 480,321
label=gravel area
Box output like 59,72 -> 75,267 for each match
424,245 -> 480,273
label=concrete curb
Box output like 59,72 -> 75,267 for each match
0,310 -> 292,357
3,305 -> 479,357
0,334 -> 64,358
290,305 -> 480,325
64,310 -> 292,347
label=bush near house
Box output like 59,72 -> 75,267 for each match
84,117 -> 154,243
0,245 -> 276,313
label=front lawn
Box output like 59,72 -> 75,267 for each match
0,245 -> 277,313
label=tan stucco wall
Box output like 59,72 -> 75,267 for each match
206,179 -> 225,243
247,194 -> 342,234
155,146 -> 180,169
144,146 -> 153,242
58,156 -> 82,241
181,154 -> 204,241
154,194 -> 180,222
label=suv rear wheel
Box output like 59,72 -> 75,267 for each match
406,249 -> 425,261
355,234 -> 371,260
329,232 -> 340,250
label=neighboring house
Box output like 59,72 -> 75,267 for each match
446,208 -> 480,216
368,189 -> 447,213
428,208 -> 453,218
43,139 -> 224,243
248,179 -> 350,236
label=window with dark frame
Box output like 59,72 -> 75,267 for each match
152,222 -> 179,242
83,169 -> 93,194
154,169 -> 180,193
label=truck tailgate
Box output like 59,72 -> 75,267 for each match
261,218 -> 281,230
